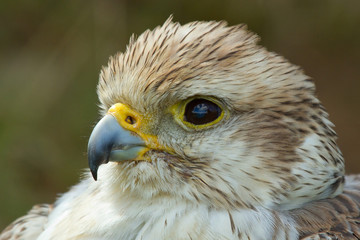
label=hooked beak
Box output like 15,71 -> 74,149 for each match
87,114 -> 147,180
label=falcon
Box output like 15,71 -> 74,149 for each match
1,17 -> 360,240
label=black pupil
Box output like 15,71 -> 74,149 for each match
184,99 -> 222,125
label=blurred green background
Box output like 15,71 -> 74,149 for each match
0,0 -> 359,229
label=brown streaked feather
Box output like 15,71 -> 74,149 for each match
0,204 -> 52,240
291,175 -> 360,239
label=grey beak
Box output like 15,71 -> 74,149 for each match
87,114 -> 146,180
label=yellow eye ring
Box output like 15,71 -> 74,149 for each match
170,96 -> 225,130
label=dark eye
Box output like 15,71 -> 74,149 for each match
184,99 -> 222,125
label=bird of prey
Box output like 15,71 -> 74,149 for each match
1,17 -> 360,240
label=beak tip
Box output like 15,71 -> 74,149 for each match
91,171 -> 98,181
89,158 -> 99,181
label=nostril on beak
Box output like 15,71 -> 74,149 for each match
125,116 -> 136,125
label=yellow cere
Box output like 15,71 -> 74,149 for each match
170,96 -> 226,130
108,103 -> 172,160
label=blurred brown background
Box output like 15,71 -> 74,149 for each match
0,0 -> 359,229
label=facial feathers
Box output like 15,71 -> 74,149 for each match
97,18 -> 344,210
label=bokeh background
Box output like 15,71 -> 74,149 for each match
0,0 -> 359,229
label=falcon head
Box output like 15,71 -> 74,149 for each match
87,18 -> 344,211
